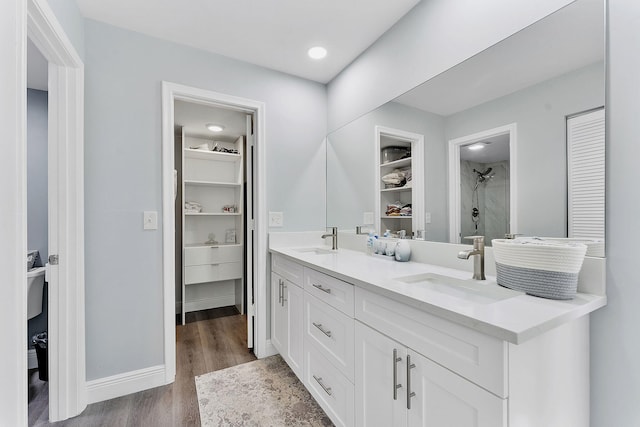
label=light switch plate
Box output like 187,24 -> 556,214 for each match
269,212 -> 284,227
425,212 -> 432,224
144,211 -> 158,230
363,212 -> 374,225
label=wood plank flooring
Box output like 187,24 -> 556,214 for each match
29,307 -> 256,426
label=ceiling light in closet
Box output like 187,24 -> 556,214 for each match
308,46 -> 327,60
206,124 -> 225,132
467,143 -> 486,151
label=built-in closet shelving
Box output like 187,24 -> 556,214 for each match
181,134 -> 245,323
375,127 -> 424,238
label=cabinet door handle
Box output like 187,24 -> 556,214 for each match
312,322 -> 332,338
312,283 -> 332,294
278,279 -> 283,304
282,283 -> 287,306
313,375 -> 333,396
393,348 -> 402,400
407,354 -> 416,409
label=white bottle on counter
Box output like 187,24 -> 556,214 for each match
395,239 -> 411,262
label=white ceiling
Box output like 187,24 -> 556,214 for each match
395,0 -> 604,116
460,134 -> 510,163
175,101 -> 248,141
27,39 -> 48,91
75,0 -> 420,83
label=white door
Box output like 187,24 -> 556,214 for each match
285,282 -> 303,379
245,114 -> 254,347
270,272 -> 286,354
407,349 -> 506,427
355,322 -> 407,427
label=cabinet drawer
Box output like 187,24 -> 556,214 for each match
304,293 -> 354,382
184,245 -> 242,266
185,262 -> 242,285
305,345 -> 354,427
271,254 -> 303,286
304,267 -> 354,316
355,287 -> 508,398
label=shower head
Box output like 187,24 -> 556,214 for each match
473,167 -> 494,183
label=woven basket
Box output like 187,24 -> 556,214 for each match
492,239 -> 588,300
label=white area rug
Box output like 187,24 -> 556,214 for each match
195,355 -> 333,426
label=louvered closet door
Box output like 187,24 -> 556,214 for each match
567,108 -> 605,240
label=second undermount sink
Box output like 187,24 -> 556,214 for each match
394,272 -> 522,304
294,247 -> 335,255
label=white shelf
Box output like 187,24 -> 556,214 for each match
184,148 -> 241,162
185,212 -> 242,216
184,180 -> 241,188
381,216 -> 412,219
381,185 -> 412,193
380,157 -> 412,169
184,243 -> 243,249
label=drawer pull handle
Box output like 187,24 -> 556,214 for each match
312,283 -> 332,294
312,322 -> 332,338
407,354 -> 416,410
393,348 -> 402,400
210,263 -> 219,266
209,246 -> 219,249
313,375 -> 332,396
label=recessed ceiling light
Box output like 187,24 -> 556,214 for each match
206,124 -> 225,132
308,46 -> 327,60
467,143 -> 485,151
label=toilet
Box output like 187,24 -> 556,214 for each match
27,266 -> 46,320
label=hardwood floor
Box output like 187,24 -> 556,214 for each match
29,307 -> 256,426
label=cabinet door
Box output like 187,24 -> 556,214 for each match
355,322 -> 407,427
407,349 -> 506,427
271,272 -> 287,355
285,281 -> 303,380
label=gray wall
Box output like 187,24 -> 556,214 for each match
48,0 -> 84,60
591,1 -> 640,425
445,62 -> 604,237
326,0 -> 573,131
27,89 -> 48,342
83,19 -> 327,380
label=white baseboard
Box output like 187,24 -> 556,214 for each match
87,365 -> 167,404
260,339 -> 278,358
28,349 -> 37,370
184,295 -> 235,312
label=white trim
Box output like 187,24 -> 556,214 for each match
0,0 -> 28,424
448,123 -> 518,243
374,126 -> 425,235
263,339 -> 278,358
161,83 -> 269,387
25,0 -> 87,422
87,365 -> 166,404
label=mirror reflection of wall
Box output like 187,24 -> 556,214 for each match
325,0 -> 605,255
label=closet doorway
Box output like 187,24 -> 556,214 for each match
161,83 -> 268,385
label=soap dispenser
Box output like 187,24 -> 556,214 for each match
395,238 -> 411,262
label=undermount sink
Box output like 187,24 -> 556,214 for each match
294,247 -> 335,255
394,272 -> 522,304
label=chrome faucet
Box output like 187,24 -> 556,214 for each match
457,236 -> 485,280
322,227 -> 338,250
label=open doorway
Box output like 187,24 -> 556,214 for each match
448,123 -> 517,245
173,100 -> 255,365
162,82 -> 269,387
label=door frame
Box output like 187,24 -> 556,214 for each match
161,82 -> 269,384
1,0 -> 86,424
447,123 -> 518,243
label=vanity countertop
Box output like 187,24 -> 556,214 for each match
270,246 -> 607,344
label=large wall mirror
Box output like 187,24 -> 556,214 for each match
326,0 -> 605,255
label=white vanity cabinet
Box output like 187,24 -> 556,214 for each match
270,256 -> 304,380
269,251 -> 592,427
355,321 -> 506,427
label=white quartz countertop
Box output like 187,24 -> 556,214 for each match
270,246 -> 607,344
